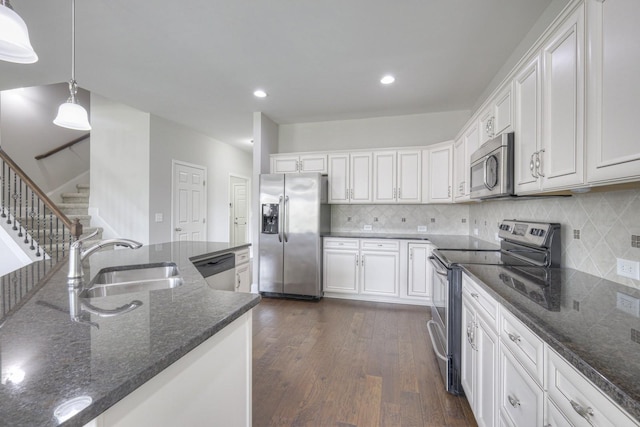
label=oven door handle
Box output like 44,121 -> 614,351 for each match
428,256 -> 448,276
427,320 -> 448,362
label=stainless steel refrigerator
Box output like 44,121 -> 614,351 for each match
259,173 -> 330,298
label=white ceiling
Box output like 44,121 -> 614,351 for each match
0,0 -> 555,150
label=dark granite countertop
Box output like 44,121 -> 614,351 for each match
463,264 -> 640,421
0,241 -> 260,427
323,232 -> 499,250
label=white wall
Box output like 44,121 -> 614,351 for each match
90,94 -> 150,244
148,116 -> 253,244
0,84 -> 90,195
278,110 -> 470,153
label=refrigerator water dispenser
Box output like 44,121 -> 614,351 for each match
261,204 -> 279,234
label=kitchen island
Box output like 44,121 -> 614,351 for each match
0,241 -> 260,426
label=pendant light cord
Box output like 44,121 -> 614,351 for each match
71,0 -> 75,82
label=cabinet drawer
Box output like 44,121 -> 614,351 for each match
546,348 -> 638,427
499,344 -> 544,427
360,239 -> 399,251
462,274 -> 498,327
324,238 -> 359,249
235,249 -> 250,265
499,307 -> 544,386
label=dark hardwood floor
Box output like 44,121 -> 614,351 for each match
252,297 -> 477,427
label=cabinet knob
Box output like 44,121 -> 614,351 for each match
508,395 -> 521,408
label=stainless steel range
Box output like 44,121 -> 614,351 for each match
427,219 -> 561,395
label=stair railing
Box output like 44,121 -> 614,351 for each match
0,147 -> 83,262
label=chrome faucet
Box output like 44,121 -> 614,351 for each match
67,230 -> 143,288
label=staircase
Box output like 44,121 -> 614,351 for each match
53,184 -> 103,248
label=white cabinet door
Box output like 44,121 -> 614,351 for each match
461,294 -> 476,410
426,142 -> 453,203
299,154 -> 328,174
475,311 -> 499,427
453,137 -> 466,200
328,154 -> 350,203
350,152 -> 373,203
407,243 -> 430,297
514,56 -> 543,194
360,251 -> 399,296
499,345 -> 544,427
494,85 -> 513,137
373,151 -> 396,203
540,3 -> 585,190
586,0 -> 640,184
271,155 -> 300,174
323,248 -> 359,293
235,263 -> 250,293
397,150 -> 422,203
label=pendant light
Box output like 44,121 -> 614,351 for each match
54,0 -> 91,131
0,0 -> 38,63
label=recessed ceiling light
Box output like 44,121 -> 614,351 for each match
380,75 -> 395,85
253,89 -> 267,98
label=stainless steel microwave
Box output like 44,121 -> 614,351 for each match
470,132 -> 514,199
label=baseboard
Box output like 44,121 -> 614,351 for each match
322,292 -> 430,306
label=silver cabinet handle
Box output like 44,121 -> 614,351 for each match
409,249 -> 413,260
470,292 -> 479,299
530,152 -> 538,178
536,148 -> 545,177
508,395 -> 521,408
350,188 -> 354,199
236,272 -> 241,289
448,186 -> 451,198
570,400 -> 594,425
398,187 -> 401,198
466,321 -> 477,350
355,254 -> 359,266
508,332 -> 522,343
175,228 -> 182,232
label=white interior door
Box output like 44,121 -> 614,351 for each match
173,161 -> 207,241
230,176 -> 248,246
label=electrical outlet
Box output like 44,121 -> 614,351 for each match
617,258 -> 640,280
363,224 -> 372,231
417,225 -> 427,232
494,232 -> 500,242
155,213 -> 163,222
616,292 -> 640,317
473,228 -> 479,236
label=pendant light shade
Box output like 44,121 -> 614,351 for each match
54,82 -> 91,131
54,0 -> 91,131
0,0 -> 38,64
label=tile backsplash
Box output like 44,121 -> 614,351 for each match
331,204 -> 469,235
329,188 -> 640,289
469,188 -> 640,289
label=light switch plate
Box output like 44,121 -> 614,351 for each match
417,225 -> 427,232
155,213 -> 163,222
363,224 -> 372,231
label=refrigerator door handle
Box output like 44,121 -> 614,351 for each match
284,195 -> 290,242
278,195 -> 284,243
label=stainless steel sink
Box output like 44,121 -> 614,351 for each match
81,262 -> 184,298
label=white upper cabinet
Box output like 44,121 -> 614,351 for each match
423,141 -> 453,203
585,0 -> 640,184
374,150 -> 422,203
328,152 -> 373,204
480,85 -> 514,145
454,123 -> 480,201
513,2 -> 586,194
514,56 -> 543,194
540,2 -> 586,191
271,153 -> 328,174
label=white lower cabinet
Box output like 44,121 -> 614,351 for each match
461,272 -> 640,427
323,238 -> 399,298
461,274 -> 499,427
546,347 -> 639,427
406,242 -> 432,298
499,343 -> 544,427
235,248 -> 251,293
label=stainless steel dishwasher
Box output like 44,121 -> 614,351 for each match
193,253 -> 236,291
